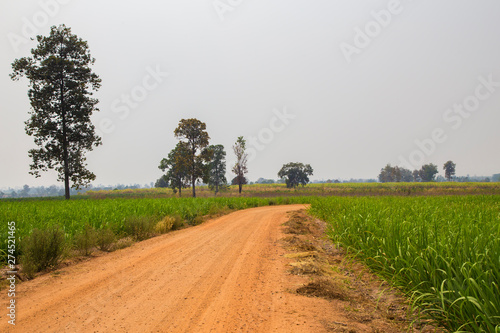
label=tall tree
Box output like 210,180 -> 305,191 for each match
207,144 -> 227,195
443,160 -> 456,181
174,119 -> 211,198
10,25 -> 101,199
419,163 -> 439,182
278,162 -> 313,188
232,136 -> 248,194
158,142 -> 191,196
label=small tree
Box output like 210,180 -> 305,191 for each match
154,175 -> 169,188
10,25 -> 101,200
419,163 -> 439,182
443,161 -> 456,181
278,162 -> 313,188
174,119 -> 211,198
158,142 -> 190,196
232,136 -> 248,194
207,144 -> 227,195
231,176 -> 248,186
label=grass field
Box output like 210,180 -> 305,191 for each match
0,196 -> 308,260
309,195 -> 500,332
2,183 -> 499,331
83,182 -> 500,199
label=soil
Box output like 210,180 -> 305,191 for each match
0,205 -> 441,332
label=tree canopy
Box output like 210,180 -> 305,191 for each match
378,164 -> 413,183
278,162 -> 313,188
232,136 -> 248,194
158,142 -> 191,196
173,118 -> 211,197
10,24 -> 101,199
207,144 -> 227,194
443,161 -> 456,181
419,163 -> 439,182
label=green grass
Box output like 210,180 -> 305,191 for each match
0,196 -> 306,262
309,195 -> 500,332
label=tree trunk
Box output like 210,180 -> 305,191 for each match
191,146 -> 196,198
238,182 -> 242,194
60,79 -> 70,200
192,175 -> 196,198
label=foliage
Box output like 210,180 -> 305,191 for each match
123,216 -> 157,241
310,195 -> 500,332
419,163 -> 439,182
207,144 -> 227,194
158,142 -> 191,196
174,119 -> 211,197
378,164 -> 413,182
278,162 -> 313,188
20,226 -> 66,278
74,224 -> 98,256
154,175 -> 169,188
232,136 -> 248,194
96,227 -> 115,252
10,25 -> 101,199
443,160 -> 456,181
231,176 -> 248,186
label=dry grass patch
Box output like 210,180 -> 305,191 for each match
296,277 -> 347,301
289,259 -> 325,275
282,235 -> 317,252
281,209 -> 442,333
283,211 -> 311,235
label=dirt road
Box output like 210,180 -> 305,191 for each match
2,205 -> 344,332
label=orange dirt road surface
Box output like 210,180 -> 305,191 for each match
2,205 -> 344,333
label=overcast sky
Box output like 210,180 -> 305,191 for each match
1,0 -> 500,188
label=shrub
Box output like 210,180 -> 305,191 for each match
171,215 -> 184,230
21,226 -> 65,278
74,225 -> 98,256
154,217 -> 174,234
96,227 -> 115,252
123,216 -> 156,241
112,237 -> 134,251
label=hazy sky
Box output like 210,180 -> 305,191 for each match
1,0 -> 500,188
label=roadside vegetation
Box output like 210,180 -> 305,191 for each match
0,196 -> 303,277
310,195 -> 500,332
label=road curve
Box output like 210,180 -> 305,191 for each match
2,204 -> 337,332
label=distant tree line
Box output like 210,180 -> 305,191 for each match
0,183 -> 154,199
378,160 -> 458,183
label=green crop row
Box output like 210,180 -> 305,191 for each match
309,195 -> 500,332
0,196 -> 307,261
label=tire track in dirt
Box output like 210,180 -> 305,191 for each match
2,205 -> 344,332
